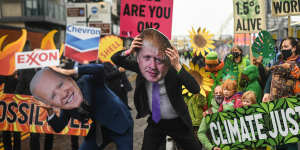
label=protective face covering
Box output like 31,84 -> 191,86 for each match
214,95 -> 224,105
281,49 -> 292,60
231,52 -> 241,58
239,79 -> 248,88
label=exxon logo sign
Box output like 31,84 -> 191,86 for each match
15,50 -> 60,69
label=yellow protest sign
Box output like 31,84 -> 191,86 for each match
98,35 -> 123,64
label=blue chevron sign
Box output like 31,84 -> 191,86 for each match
65,25 -> 101,62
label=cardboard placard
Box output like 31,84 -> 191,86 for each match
120,0 -> 173,39
206,97 -> 300,149
233,0 -> 266,33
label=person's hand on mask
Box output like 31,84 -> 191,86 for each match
125,36 -> 143,56
165,47 -> 182,72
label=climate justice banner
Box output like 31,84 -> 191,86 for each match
206,97 -> 300,149
120,0 -> 173,39
0,93 -> 90,136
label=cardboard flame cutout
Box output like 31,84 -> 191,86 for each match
0,29 -> 27,76
40,30 -> 57,50
41,30 -> 64,58
0,34 -> 8,50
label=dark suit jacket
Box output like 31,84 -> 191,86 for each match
103,62 -> 132,104
48,64 -> 133,135
111,50 -> 200,130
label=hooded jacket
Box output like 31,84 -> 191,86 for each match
242,65 -> 262,103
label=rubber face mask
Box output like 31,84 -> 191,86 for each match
281,49 -> 292,60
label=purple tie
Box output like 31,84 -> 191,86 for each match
152,82 -> 161,123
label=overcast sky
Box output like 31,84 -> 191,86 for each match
171,0 -> 234,37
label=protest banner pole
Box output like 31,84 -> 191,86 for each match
249,33 -> 253,64
288,15 -> 292,37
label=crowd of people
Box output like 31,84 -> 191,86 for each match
1,28 -> 300,150
185,37 -> 300,150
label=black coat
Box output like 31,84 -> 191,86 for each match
15,69 -> 36,95
103,62 -> 132,105
0,75 -> 18,94
111,50 -> 200,130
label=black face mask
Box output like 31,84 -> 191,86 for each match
214,95 -> 224,105
239,79 -> 248,88
281,49 -> 292,60
231,52 -> 241,58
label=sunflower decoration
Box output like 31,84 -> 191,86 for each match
189,27 -> 215,56
182,61 -> 214,97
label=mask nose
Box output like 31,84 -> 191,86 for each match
149,58 -> 158,69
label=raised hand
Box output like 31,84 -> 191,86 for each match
165,47 -> 182,72
125,36 -> 143,55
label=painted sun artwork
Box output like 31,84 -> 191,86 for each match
189,27 -> 215,56
182,61 -> 214,97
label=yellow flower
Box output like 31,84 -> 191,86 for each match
182,61 -> 214,97
189,27 -> 215,56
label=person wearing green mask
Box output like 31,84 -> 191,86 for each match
240,65 -> 262,103
223,46 -> 250,92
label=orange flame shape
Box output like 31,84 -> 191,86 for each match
0,29 -> 27,76
0,34 -> 8,49
40,30 -> 57,50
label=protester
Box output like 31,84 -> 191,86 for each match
0,72 -> 21,150
111,28 -> 202,150
29,64 -> 133,150
240,65 -> 262,103
241,91 -> 257,107
263,37 -> 300,102
260,38 -> 300,150
198,86 -> 223,150
223,46 -> 250,91
103,62 -> 132,109
219,79 -> 242,112
205,51 -> 225,105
